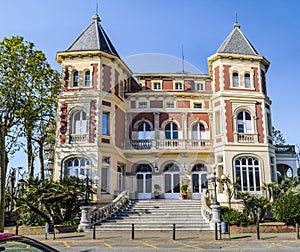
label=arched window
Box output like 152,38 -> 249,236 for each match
73,71 -> 79,87
237,111 -> 252,133
165,122 -> 178,139
192,123 -> 206,139
66,158 -> 90,178
232,72 -> 239,87
235,157 -> 260,192
192,164 -> 207,172
164,163 -> 180,172
138,122 -> 151,140
84,71 -> 90,87
244,73 -> 251,88
73,111 -> 87,134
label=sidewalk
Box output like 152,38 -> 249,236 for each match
27,230 -> 300,251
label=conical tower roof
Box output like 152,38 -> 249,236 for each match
217,22 -> 258,56
66,14 -> 119,57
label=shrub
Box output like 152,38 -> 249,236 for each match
221,206 -> 249,226
272,193 -> 300,225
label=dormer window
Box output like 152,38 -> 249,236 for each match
244,73 -> 251,88
196,83 -> 204,90
73,71 -> 79,87
84,71 -> 91,87
232,72 -> 239,87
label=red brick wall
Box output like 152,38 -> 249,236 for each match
184,80 -> 193,90
187,113 -> 209,126
225,100 -> 234,142
205,81 -> 211,91
214,66 -> 220,92
256,102 -> 264,143
60,102 -> 68,144
177,100 -> 190,108
163,80 -> 173,90
89,100 -> 96,143
115,105 -> 125,147
223,65 -> 231,90
150,100 -> 163,108
159,113 -> 182,128
131,101 -> 136,108
252,67 -> 260,92
114,70 -> 119,96
91,63 -> 98,90
102,64 -> 111,92
214,101 -> 221,107
131,113 -> 154,129
145,80 -> 152,90
63,66 -> 70,92
204,101 -> 210,109
102,100 -> 111,107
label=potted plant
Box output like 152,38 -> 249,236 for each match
180,184 -> 188,199
154,184 -> 161,199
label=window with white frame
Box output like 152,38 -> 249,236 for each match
102,112 -> 110,135
196,83 -> 204,90
84,70 -> 91,87
153,82 -> 161,90
165,122 -> 178,139
235,157 -> 260,192
72,111 -> 87,134
66,158 -> 91,178
194,103 -> 202,109
237,111 -> 252,133
138,122 -> 151,139
101,157 -> 110,193
175,82 -> 183,90
232,72 -> 239,87
73,71 -> 79,87
244,73 -> 251,88
192,123 -> 206,139
139,102 -> 147,108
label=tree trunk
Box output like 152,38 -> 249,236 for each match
0,126 -> 8,232
27,129 -> 34,177
39,141 -> 45,180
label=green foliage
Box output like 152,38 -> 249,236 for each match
272,126 -> 286,145
272,193 -> 300,225
61,219 -> 80,226
16,176 -> 88,225
221,206 -> 249,226
180,184 -> 188,195
19,209 -> 44,226
238,192 -> 270,224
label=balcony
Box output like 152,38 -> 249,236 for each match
122,139 -> 212,151
275,145 -> 296,154
236,133 -> 257,143
70,134 -> 89,144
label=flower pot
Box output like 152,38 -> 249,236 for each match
154,195 -> 160,199
181,194 -> 187,199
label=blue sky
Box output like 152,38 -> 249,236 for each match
1,0 -> 300,168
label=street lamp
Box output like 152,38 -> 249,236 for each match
209,164 -> 221,240
78,175 -> 92,231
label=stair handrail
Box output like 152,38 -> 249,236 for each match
92,191 -> 130,224
201,189 -> 212,222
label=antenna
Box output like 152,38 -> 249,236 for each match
235,12 -> 238,23
96,3 -> 98,15
182,44 -> 185,74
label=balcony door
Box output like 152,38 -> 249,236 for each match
136,164 -> 152,200
164,163 -> 180,199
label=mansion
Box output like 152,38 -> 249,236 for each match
53,14 -> 297,204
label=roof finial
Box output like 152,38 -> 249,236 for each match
234,12 -> 240,29
92,2 -> 101,22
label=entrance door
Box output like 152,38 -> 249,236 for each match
192,164 -> 208,199
136,164 -> 152,200
164,163 -> 180,199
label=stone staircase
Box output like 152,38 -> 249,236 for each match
96,199 -> 211,231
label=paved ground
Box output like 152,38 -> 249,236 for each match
27,230 -> 300,251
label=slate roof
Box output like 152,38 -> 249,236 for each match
217,22 -> 259,56
66,14 -> 119,57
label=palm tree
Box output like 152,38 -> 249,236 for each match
261,182 -> 278,201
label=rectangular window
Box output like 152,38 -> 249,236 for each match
139,102 -> 147,108
215,111 -> 221,135
175,82 -> 183,90
101,157 -> 110,194
244,73 -> 251,88
196,83 -> 204,90
102,112 -> 109,135
232,72 -> 239,87
153,82 -> 161,90
167,102 -> 175,108
194,103 -> 202,109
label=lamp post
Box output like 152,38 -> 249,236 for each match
210,164 -> 221,240
79,175 -> 92,231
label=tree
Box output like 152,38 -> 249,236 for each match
272,126 -> 286,145
0,36 -> 35,232
218,175 -> 240,208
261,182 -> 278,200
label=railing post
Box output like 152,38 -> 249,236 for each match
93,224 -> 96,239
173,224 -> 176,240
132,224 -> 134,240
256,223 -> 260,240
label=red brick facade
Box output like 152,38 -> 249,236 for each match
225,100 -> 234,142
